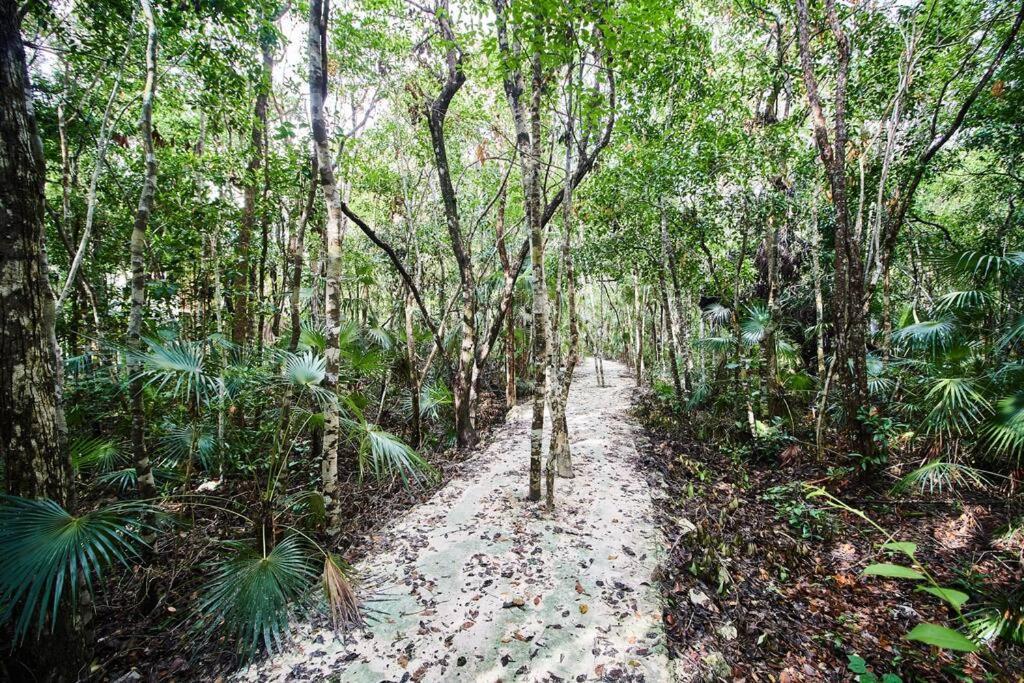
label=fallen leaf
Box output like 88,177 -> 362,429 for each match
579,604 -> 589,614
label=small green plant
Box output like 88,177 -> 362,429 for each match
807,486 -> 1015,678
752,416 -> 795,460
852,407 -> 904,470
762,483 -> 835,541
846,654 -> 903,683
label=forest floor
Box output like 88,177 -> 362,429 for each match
636,394 -> 1024,682
240,359 -> 669,683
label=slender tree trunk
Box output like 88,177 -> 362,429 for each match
288,153 -> 316,352
810,200 -> 826,377
423,6 -> 476,448
129,0 -> 159,502
632,271 -> 644,385
496,182 -> 517,411
664,221 -> 690,391
256,38 -> 273,353
1,1 -> 87,677
795,0 -> 871,453
549,85 -> 580,478
763,214 -> 781,418
310,0 -> 349,532
404,286 -> 422,447
659,205 -> 683,406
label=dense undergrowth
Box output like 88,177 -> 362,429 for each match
637,390 -> 1024,682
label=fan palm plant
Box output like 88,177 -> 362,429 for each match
0,497 -> 157,642
195,534 -> 318,657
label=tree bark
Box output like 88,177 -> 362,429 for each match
496,0 -> 547,503
549,75 -> 580,479
659,204 -> 683,406
129,0 -> 159,502
309,0 -> 349,533
795,0 -> 870,452
0,0 -> 86,677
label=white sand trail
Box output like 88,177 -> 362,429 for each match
241,359 -> 668,682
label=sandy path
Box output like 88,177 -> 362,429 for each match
241,359 -> 668,682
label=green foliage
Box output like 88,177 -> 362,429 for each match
763,484 -> 835,541
196,535 -> 317,657
0,497 -> 156,642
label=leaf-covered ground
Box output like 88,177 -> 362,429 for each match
240,360 -> 668,682
637,396 -> 1024,682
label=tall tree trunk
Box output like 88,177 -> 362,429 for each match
423,0 -> 476,448
288,153 -> 317,352
1,0 -> 87,677
762,214 -> 781,418
810,201 -> 827,377
795,0 -> 871,453
310,0 -> 349,532
496,181 -> 517,411
549,82 -> 580,478
659,204 -> 683,406
404,285 -> 422,448
129,0 -> 159,502
495,0 -> 547,503
632,270 -> 644,384
233,47 -> 270,350
663,217 -> 690,391
256,37 -> 273,353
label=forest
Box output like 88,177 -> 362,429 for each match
2,0 -> 1024,680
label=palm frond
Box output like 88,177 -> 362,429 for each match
892,459 -> 991,495
923,377 -> 992,436
159,424 -> 217,471
299,322 -> 328,353
933,290 -> 992,314
999,314 -> 1024,351
0,497 -> 154,642
70,437 -> 125,472
892,318 -> 956,352
342,416 -> 435,485
323,553 -> 360,628
968,591 -> 1024,645
931,250 -> 1024,283
696,336 -> 736,353
419,381 -> 453,422
702,302 -> 732,328
983,392 -> 1024,463
131,338 -> 221,405
196,535 -> 317,657
364,326 -> 393,351
740,304 -> 770,346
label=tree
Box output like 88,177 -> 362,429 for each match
0,0 -> 88,677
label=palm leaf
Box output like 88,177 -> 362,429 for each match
892,459 -> 990,495
892,318 -> 955,352
999,314 -> 1024,351
131,338 -> 220,405
983,392 -> 1024,463
930,250 -> 1024,283
933,290 -> 992,314
696,336 -> 735,353
740,304 -> 770,345
196,535 -> 317,657
0,497 -> 154,642
922,377 -> 992,436
702,302 -> 732,328
70,437 -> 125,472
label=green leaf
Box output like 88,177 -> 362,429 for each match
862,563 -> 924,580
917,586 -> 969,610
905,623 -> 978,652
847,654 -> 868,674
880,541 -> 917,558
